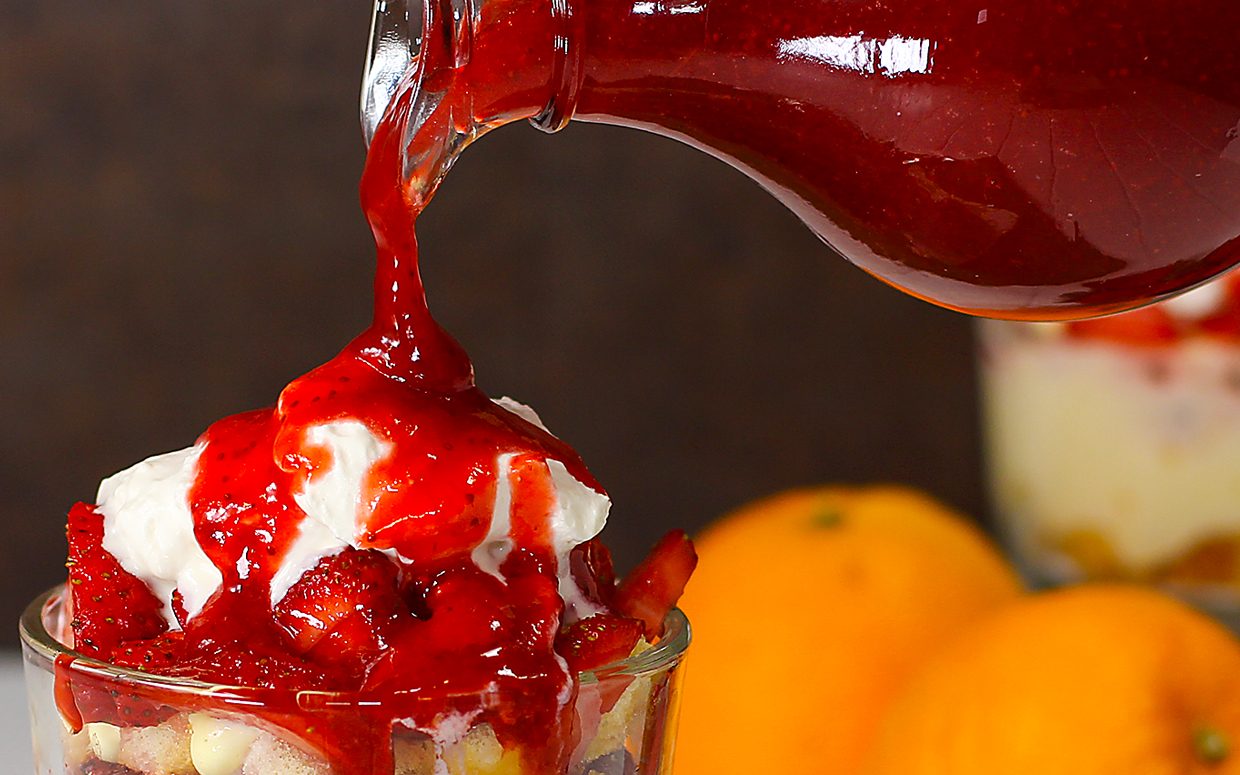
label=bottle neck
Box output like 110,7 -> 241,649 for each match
374,0 -> 582,203
399,0 -> 707,165
375,0 -> 726,219
529,0 -> 586,132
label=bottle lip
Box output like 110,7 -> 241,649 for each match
20,585 -> 691,703
530,0 -> 585,133
361,0 -> 420,144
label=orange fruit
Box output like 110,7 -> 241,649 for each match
674,485 -> 1022,775
866,585 -> 1240,775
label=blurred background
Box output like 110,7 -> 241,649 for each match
0,3 -> 981,648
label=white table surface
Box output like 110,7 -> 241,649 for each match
1,654 -> 34,774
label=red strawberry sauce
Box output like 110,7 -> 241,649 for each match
55,34 -> 696,775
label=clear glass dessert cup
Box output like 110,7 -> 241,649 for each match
20,587 -> 690,775
978,316 -> 1240,622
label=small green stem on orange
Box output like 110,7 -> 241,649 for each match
1194,726 -> 1230,765
813,509 -> 843,528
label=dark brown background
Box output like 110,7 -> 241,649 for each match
0,3 -> 984,648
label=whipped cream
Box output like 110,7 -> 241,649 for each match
471,452 -> 517,580
98,445 -> 222,624
494,398 -> 609,618
270,419 -> 394,605
473,401 -> 610,619
547,459 -> 609,620
97,398 -> 608,627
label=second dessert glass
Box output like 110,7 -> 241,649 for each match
979,278 -> 1240,621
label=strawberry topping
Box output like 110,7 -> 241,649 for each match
65,503 -> 167,658
615,530 -> 698,639
274,548 -> 408,671
556,614 -> 645,673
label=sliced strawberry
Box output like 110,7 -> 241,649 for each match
306,610 -> 396,670
555,614 -> 644,673
109,632 -> 185,674
420,563 -> 517,652
614,531 -> 697,638
273,548 -> 406,669
1066,306 -> 1179,346
65,503 -> 167,658
109,632 -> 186,674
570,538 -> 618,609
499,548 -> 565,652
172,637 -> 337,690
69,654 -> 181,729
110,692 -> 179,728
169,590 -> 191,631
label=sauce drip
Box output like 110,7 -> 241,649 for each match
57,42 -> 610,775
179,62 -> 607,771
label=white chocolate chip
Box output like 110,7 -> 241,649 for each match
189,714 -> 261,775
86,723 -> 122,763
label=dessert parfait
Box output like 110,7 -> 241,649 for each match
22,392 -> 693,775
20,5 -> 694,774
980,273 -> 1240,610
23,272 -> 694,773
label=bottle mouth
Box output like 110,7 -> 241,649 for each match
361,0 -> 424,144
528,0 -> 585,133
362,0 -> 582,144
20,585 -> 691,703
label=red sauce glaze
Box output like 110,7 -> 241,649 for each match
410,0 -> 1240,318
54,35 -> 697,775
571,0 -> 1240,317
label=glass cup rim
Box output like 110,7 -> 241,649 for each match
20,585 -> 690,704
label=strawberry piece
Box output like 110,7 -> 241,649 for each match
555,614 -> 644,672
307,613 -> 396,669
499,548 -> 565,652
168,590 -> 191,631
273,548 -> 406,669
173,638 -> 337,690
570,538 -> 618,609
110,692 -> 179,728
614,531 -> 697,638
70,651 -> 181,729
419,563 -> 517,652
110,632 -> 185,674
65,503 -> 167,658
1066,306 -> 1179,346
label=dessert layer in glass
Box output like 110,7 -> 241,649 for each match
981,314 -> 1240,605
22,589 -> 689,775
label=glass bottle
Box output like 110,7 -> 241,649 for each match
979,273 -> 1240,624
363,0 -> 1240,319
